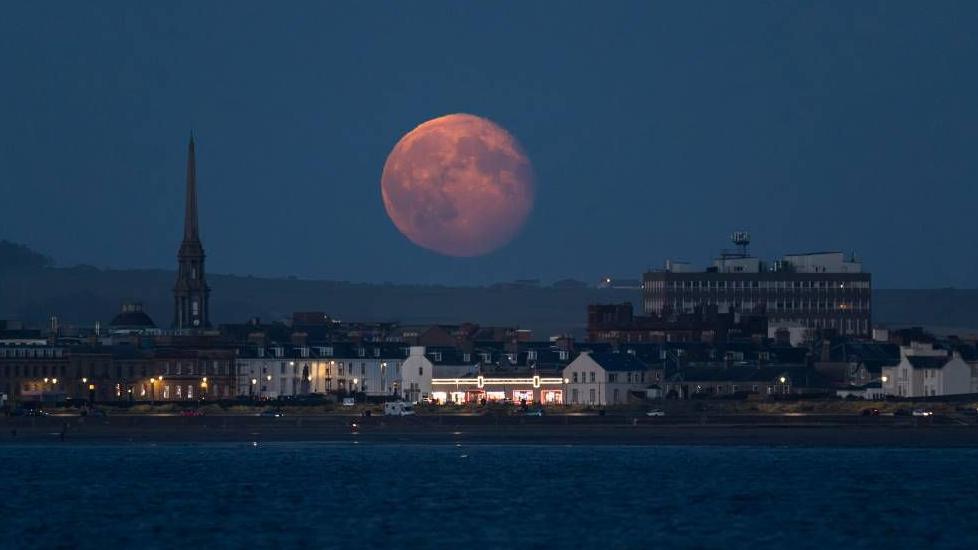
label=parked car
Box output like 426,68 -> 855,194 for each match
522,409 -> 544,417
646,409 -> 666,417
181,409 -> 204,417
383,402 -> 415,416
912,408 -> 934,417
860,408 -> 881,416
12,407 -> 48,417
259,410 -> 284,417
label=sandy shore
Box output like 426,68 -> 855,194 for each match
3,414 -> 978,447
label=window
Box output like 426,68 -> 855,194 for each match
589,389 -> 596,404
590,372 -> 596,383
613,389 -> 620,403
572,372 -> 578,383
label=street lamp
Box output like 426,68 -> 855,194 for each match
250,378 -> 258,400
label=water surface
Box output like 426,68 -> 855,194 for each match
1,443 -> 975,548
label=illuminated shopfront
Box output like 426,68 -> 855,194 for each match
430,376 -> 566,405
512,389 -> 534,403
541,390 -> 563,404
485,391 -> 506,401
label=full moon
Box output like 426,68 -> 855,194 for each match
381,113 -> 535,257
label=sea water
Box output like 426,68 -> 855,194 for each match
1,443 -> 976,548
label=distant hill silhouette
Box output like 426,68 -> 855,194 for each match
0,240 -> 53,269
2,241 -> 978,337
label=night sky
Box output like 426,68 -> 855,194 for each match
1,1 -> 976,287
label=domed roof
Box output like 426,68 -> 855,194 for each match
110,302 -> 156,329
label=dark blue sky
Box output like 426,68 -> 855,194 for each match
1,1 -> 976,287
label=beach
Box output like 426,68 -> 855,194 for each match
4,413 -> 978,447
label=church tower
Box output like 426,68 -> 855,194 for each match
173,135 -> 210,330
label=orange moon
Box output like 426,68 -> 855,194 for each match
381,113 -> 535,257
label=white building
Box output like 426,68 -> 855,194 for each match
881,343 -> 972,398
400,347 -> 433,402
562,351 -> 650,406
236,346 -> 327,399
236,344 -> 405,399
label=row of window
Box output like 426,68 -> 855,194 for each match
646,279 -> 870,290
567,371 -> 646,384
0,348 -> 65,358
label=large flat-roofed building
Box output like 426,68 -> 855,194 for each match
642,234 -> 871,337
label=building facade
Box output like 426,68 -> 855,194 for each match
643,240 -> 871,337
881,343 -> 972,397
562,352 -> 650,406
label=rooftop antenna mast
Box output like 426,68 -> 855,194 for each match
731,231 -> 751,257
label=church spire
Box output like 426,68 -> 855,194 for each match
174,133 -> 210,330
183,133 -> 199,242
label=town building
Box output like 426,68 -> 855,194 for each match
661,364 -> 830,398
562,351 -> 651,406
813,339 -> 899,389
587,302 -> 767,344
881,342 -> 972,397
642,234 -> 871,337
